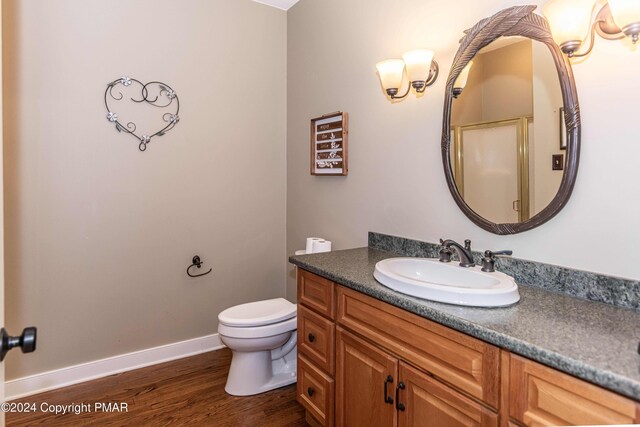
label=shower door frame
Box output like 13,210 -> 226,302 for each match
451,116 -> 532,222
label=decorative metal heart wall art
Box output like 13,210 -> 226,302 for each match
104,76 -> 180,151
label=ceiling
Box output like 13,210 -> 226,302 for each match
252,0 -> 300,11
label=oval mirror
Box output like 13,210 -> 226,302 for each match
441,6 -> 580,234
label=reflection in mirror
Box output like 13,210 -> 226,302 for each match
442,6 -> 580,235
449,37 -> 564,225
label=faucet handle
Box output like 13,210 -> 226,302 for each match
464,239 -> 472,251
481,250 -> 512,272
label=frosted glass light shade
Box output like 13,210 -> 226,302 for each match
608,0 -> 640,30
454,61 -> 474,89
543,0 -> 594,46
402,50 -> 434,82
376,59 -> 405,90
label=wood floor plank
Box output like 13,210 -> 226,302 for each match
7,348 -> 307,426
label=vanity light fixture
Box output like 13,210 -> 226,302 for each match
376,49 -> 439,99
452,61 -> 474,98
543,0 -> 640,57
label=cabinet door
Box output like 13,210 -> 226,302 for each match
398,362 -> 498,427
336,327 -> 398,427
510,355 -> 640,426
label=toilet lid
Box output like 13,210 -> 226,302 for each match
218,298 -> 297,327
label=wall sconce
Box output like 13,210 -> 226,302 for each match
452,61 -> 474,98
376,49 -> 439,99
543,0 -> 640,57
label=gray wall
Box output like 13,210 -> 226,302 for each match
3,0 -> 287,379
286,0 -> 640,300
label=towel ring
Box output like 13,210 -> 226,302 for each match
187,255 -> 212,278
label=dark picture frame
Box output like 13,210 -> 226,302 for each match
310,112 -> 349,176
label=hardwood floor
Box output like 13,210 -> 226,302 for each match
7,348 -> 307,426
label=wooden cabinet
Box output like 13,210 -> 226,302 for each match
296,270 -> 336,426
335,327 -> 397,426
298,355 -> 335,427
337,286 -> 500,409
398,363 -> 499,427
509,355 -> 640,426
299,305 -> 335,375
298,269 -> 336,319
295,268 -> 640,427
335,327 -> 498,427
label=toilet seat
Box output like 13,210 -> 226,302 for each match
218,316 -> 297,339
218,298 -> 296,327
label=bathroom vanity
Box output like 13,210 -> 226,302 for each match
288,4 -> 640,425
290,244 -> 640,427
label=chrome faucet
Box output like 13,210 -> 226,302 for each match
439,239 -> 475,267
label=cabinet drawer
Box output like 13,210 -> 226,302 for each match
299,305 -> 335,375
298,354 -> 335,427
337,286 -> 500,409
509,355 -> 640,426
298,269 -> 336,320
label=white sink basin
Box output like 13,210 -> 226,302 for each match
373,257 -> 520,307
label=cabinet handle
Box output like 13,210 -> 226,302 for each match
383,375 -> 394,404
395,381 -> 406,411
307,387 -> 315,397
308,333 -> 316,343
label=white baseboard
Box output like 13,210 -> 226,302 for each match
5,333 -> 225,401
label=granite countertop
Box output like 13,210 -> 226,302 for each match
289,247 -> 640,400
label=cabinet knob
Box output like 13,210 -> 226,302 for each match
307,387 -> 315,397
308,333 -> 316,343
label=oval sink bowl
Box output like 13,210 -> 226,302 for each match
373,257 -> 519,307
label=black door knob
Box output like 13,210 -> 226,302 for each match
0,327 -> 37,361
308,333 -> 316,343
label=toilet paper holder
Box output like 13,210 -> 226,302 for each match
187,255 -> 212,278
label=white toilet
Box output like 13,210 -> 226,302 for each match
218,298 -> 298,396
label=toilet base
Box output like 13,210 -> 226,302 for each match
224,346 -> 297,396
225,370 -> 297,396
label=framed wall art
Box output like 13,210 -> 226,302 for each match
310,111 -> 348,176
